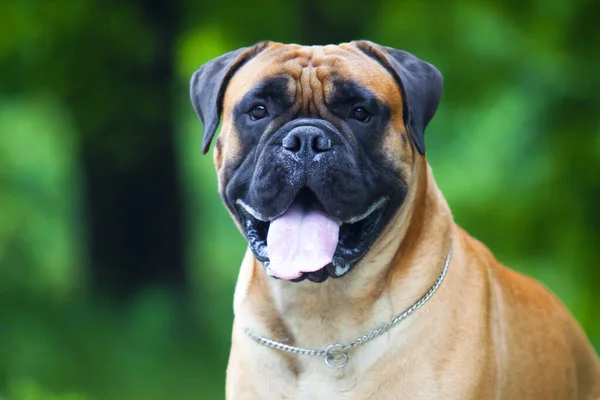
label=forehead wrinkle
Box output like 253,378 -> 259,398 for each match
310,67 -> 335,119
299,66 -> 313,114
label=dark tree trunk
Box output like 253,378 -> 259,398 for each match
79,0 -> 186,300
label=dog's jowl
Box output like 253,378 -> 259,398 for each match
190,41 -> 600,399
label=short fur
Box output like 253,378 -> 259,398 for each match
190,41 -> 600,399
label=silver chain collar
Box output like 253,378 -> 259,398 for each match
245,242 -> 453,369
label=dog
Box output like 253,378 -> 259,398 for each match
190,41 -> 600,399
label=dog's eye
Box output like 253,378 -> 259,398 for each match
351,107 -> 370,122
250,105 -> 268,121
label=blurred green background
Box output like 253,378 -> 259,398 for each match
1,0 -> 599,399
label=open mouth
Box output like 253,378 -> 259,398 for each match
236,188 -> 387,283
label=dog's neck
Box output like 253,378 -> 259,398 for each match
233,156 -> 454,369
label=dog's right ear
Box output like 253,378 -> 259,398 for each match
190,42 -> 269,154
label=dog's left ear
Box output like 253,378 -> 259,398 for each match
190,42 -> 269,154
354,41 -> 443,155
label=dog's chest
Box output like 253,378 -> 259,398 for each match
291,364 -> 448,400
294,368 -> 358,400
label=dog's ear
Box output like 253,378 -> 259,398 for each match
354,41 -> 443,155
190,42 -> 269,154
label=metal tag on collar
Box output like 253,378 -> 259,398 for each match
325,344 -> 348,369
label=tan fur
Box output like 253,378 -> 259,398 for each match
217,42 -> 600,399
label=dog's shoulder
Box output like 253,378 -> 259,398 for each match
496,261 -> 600,391
456,225 -> 578,326
460,230 -> 600,397
456,227 -> 600,396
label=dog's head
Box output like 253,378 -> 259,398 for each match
190,41 -> 442,283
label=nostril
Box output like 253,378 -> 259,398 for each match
312,135 -> 332,153
282,133 -> 301,152
282,127 -> 332,155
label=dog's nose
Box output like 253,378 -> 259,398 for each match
282,126 -> 332,156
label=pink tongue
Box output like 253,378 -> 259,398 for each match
266,203 -> 340,280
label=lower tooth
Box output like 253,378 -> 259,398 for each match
264,261 -> 276,277
333,259 -> 351,276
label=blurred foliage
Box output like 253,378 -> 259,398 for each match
1,0 -> 599,399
